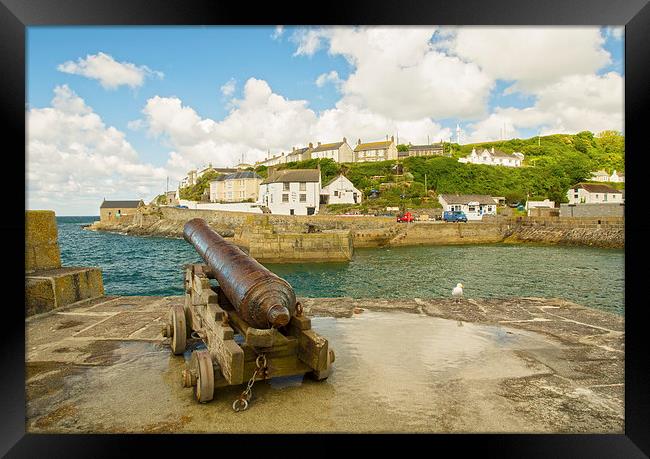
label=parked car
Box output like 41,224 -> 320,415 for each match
397,211 -> 414,223
175,205 -> 189,209
443,210 -> 468,222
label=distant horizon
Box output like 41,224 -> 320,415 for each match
27,26 -> 624,215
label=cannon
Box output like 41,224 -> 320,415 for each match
163,218 -> 334,409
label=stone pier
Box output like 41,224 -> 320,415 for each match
25,210 -> 104,316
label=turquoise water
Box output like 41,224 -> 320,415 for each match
57,216 -> 625,314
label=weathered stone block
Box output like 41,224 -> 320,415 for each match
25,210 -> 62,272
25,267 -> 104,316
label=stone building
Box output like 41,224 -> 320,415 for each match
209,171 -> 263,203
406,143 -> 446,158
354,136 -> 398,162
99,200 -> 144,222
258,168 -> 321,215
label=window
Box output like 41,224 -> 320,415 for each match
468,206 -> 476,212
282,194 -> 289,203
299,182 -> 306,191
283,182 -> 290,191
334,191 -> 339,197
595,194 -> 599,199
299,194 -> 306,202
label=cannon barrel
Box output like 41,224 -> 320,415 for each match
183,218 -> 295,329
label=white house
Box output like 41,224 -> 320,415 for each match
320,175 -> 362,205
567,183 -> 623,204
609,170 -> 625,183
525,199 -> 555,211
459,147 -> 524,167
438,194 -> 497,220
258,168 -> 321,215
310,138 -> 354,163
589,170 -> 610,182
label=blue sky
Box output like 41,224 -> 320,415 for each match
26,26 -> 624,215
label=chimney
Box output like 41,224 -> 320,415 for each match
357,139 -> 361,145
293,146 -> 296,152
343,137 -> 347,143
317,142 -> 321,146
491,146 -> 495,154
391,135 -> 394,142
309,142 -> 313,148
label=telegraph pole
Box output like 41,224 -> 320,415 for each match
424,174 -> 427,197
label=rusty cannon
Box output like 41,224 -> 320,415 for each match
163,218 -> 334,410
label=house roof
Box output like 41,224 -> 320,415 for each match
354,140 -> 393,152
591,170 -> 609,175
485,148 -> 521,159
439,194 -> 497,205
312,141 -> 345,153
574,183 -> 622,194
100,200 -> 143,209
287,147 -> 312,157
323,174 -> 356,188
408,144 -> 444,151
211,171 -> 262,182
261,169 -> 320,184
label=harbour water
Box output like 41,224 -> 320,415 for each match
57,216 -> 625,314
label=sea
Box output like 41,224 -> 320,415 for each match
57,216 -> 625,315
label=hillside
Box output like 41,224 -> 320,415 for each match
266,130 -> 624,208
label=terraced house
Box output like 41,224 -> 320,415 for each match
209,171 -> 263,203
310,138 -> 354,163
354,136 -> 398,162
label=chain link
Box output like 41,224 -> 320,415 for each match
232,353 -> 267,412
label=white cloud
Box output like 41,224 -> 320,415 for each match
57,52 -> 164,89
449,27 -> 611,92
315,70 -> 341,88
466,72 -> 624,142
139,77 -> 451,171
293,27 -> 494,120
271,25 -> 284,40
604,26 -> 623,40
220,78 -> 236,97
27,85 -> 168,215
291,28 -> 325,56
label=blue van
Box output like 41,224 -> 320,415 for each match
443,210 -> 468,222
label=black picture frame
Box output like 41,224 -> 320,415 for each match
2,0 -> 649,456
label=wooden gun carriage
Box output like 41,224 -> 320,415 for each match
163,219 -> 334,410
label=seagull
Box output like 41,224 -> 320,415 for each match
452,283 -> 464,304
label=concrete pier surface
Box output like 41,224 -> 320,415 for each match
26,295 -> 623,433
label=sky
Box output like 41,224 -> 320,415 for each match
26,26 -> 624,215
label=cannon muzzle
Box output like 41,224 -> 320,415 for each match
183,218 -> 295,328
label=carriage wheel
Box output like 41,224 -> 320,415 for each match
309,349 -> 335,381
169,304 -> 187,355
192,350 -> 214,403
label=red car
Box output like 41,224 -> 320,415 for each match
396,211 -> 414,223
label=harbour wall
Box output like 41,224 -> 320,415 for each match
87,207 -> 624,257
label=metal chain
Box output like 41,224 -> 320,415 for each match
232,353 -> 267,412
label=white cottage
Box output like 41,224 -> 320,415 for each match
310,138 -> 354,163
438,194 -> 497,220
567,183 -> 623,204
320,175 -> 362,205
459,147 -> 524,167
609,170 -> 625,183
258,168 -> 321,215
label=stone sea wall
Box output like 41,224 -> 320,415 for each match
87,206 -> 624,256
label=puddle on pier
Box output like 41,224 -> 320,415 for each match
29,311 -> 560,433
